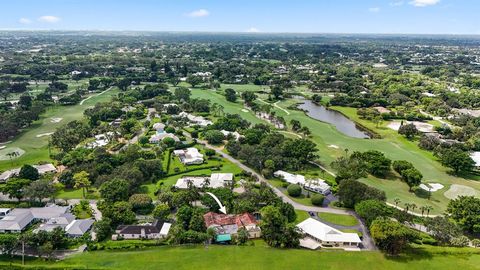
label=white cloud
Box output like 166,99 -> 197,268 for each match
38,15 -> 61,23
246,27 -> 260,33
19,18 -> 32,24
369,7 -> 381,13
390,1 -> 404,6
409,0 -> 440,7
185,9 -> 210,18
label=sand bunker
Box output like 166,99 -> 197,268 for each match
419,183 -> 444,192
328,145 -> 340,149
50,117 -> 63,123
444,184 -> 480,199
241,109 -> 249,113
0,146 -> 5,150
0,147 -> 26,161
387,121 -> 435,133
36,132 -> 54,138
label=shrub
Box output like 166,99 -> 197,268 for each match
287,184 -> 302,197
450,236 -> 470,247
311,194 -> 325,206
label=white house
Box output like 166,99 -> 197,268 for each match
173,147 -> 204,165
220,130 -> 242,141
273,170 -> 305,185
304,179 -> 331,195
174,173 -> 234,189
296,218 -> 361,249
179,112 -> 213,127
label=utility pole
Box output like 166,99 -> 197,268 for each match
22,240 -> 25,266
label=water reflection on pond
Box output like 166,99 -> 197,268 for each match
297,99 -> 370,139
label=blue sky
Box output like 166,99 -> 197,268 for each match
0,0 -> 478,34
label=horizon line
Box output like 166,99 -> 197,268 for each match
0,29 -> 479,37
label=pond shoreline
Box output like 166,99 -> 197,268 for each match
295,100 -> 381,139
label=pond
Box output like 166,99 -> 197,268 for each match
297,100 -> 370,139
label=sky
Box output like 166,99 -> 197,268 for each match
0,0 -> 478,35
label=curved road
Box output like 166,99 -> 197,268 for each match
187,134 -> 376,250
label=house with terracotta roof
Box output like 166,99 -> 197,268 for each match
203,212 -> 261,241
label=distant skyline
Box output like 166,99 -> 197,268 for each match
0,0 -> 478,35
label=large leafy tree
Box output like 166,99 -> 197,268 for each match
73,171 -> 91,199
337,179 -> 386,208
447,196 -> 480,233
23,179 -> 56,202
352,150 -> 392,178
0,178 -> 31,200
19,164 -> 39,180
370,218 -> 418,255
439,148 -> 475,174
260,205 -> 301,248
99,178 -> 130,203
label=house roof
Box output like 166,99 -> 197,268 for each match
0,209 -> 34,231
204,212 -> 258,228
296,218 -> 361,244
116,220 -> 171,236
65,219 -> 95,236
274,170 -> 305,185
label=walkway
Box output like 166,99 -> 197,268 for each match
79,86 -> 114,105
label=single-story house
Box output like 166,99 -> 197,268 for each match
203,212 -> 261,240
220,130 -> 242,141
0,205 -> 69,233
0,163 -> 57,183
65,219 -> 95,237
174,173 -> 234,189
296,218 -> 361,249
304,179 -> 331,195
112,220 -> 171,240
273,170 -> 305,185
149,132 -> 180,144
179,112 -> 213,127
173,147 -> 204,165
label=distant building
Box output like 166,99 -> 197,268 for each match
274,170 -> 331,195
297,218 -> 361,249
179,112 -> 213,127
173,147 -> 204,165
273,170 -> 305,185
113,220 -> 171,240
0,163 -> 57,183
203,212 -> 261,242
174,173 -> 233,189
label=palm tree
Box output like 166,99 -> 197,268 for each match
420,206 -> 427,216
394,198 -> 401,208
404,203 -> 412,212
425,206 -> 433,217
410,203 -> 417,213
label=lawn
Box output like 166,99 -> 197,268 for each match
294,210 -> 310,224
317,212 -> 359,226
271,98 -> 480,214
0,87 -> 120,171
2,243 -> 480,270
188,86 -> 478,214
190,88 -> 266,125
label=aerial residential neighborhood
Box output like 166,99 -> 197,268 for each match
0,1 -> 479,269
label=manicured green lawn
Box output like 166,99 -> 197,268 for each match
294,210 -> 310,224
271,98 -> 480,214
56,188 -> 100,200
0,87 -> 120,171
317,212 -> 359,226
2,243 -> 480,270
190,89 -> 265,125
